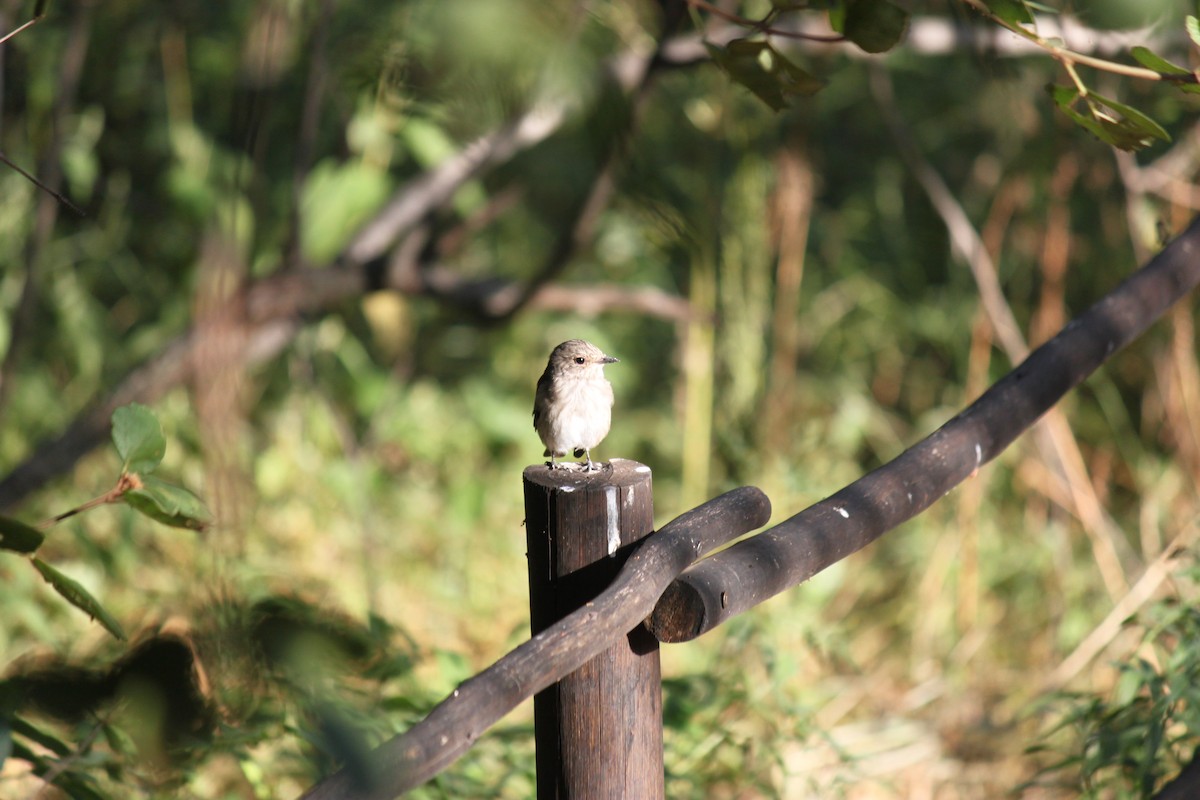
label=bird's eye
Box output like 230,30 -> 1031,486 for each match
574,356 -> 586,364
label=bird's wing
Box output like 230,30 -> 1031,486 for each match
532,368 -> 554,429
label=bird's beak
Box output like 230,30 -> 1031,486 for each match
602,356 -> 619,364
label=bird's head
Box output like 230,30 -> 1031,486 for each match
549,339 -> 618,377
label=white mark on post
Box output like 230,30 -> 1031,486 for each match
560,484 -> 576,493
635,465 -> 652,474
975,443 -> 982,468
836,506 -> 850,519
606,485 -> 620,555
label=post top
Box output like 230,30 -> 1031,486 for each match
522,457 -> 651,490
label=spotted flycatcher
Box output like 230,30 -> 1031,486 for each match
533,339 -> 619,471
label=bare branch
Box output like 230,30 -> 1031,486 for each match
344,104 -> 570,266
0,150 -> 84,216
0,254 -> 689,510
0,0 -> 45,45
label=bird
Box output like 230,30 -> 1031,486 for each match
533,339 -> 619,471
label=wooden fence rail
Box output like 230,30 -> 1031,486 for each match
301,215 -> 1200,799
300,484 -> 771,800
648,214 -> 1200,642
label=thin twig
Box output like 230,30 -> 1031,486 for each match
0,151 -> 84,216
0,0 -> 44,45
958,0 -> 1200,85
34,474 -> 140,530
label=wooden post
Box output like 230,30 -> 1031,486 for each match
523,458 -> 663,800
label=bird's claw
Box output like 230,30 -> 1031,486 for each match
545,460 -> 603,472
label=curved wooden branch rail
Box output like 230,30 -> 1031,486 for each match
299,485 -> 771,800
646,214 -> 1200,642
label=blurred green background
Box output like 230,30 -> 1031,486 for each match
2,0 -> 1200,797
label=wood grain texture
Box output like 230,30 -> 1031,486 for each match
524,458 -> 660,799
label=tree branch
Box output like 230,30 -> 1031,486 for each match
0,27 -> 689,511
0,255 -> 690,510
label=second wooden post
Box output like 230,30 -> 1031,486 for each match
522,458 -> 663,800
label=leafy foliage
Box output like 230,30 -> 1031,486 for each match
111,403 -> 166,476
0,514 -> 44,553
841,0 -> 910,54
1028,581 -> 1200,797
707,39 -> 825,111
123,476 -> 210,531
0,404 -> 208,641
30,558 -> 126,641
1047,84 -> 1172,151
0,0 -> 1197,797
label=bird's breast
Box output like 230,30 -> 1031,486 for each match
538,378 -> 613,451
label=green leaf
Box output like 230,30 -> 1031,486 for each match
707,39 -> 826,112
1089,92 -> 1170,135
1048,86 -> 1118,144
844,0 -> 909,54
1130,46 -> 1189,74
827,3 -> 846,33
10,715 -> 72,757
986,0 -> 1034,27
123,476 -> 211,530
31,558 -> 126,641
1187,15 -> 1200,49
1088,90 -> 1171,149
8,739 -> 108,800
0,515 -> 44,553
1130,46 -> 1200,94
1046,84 -> 1170,151
111,403 -> 166,475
